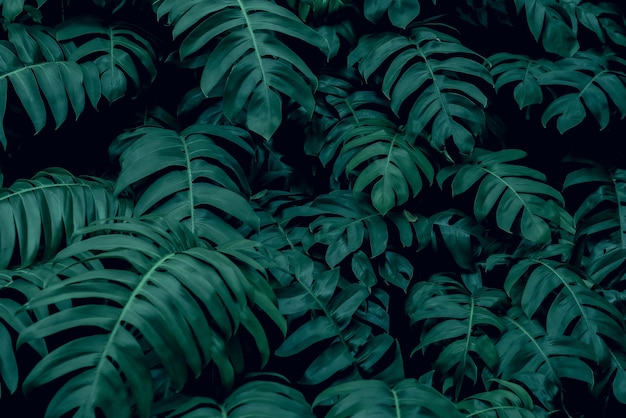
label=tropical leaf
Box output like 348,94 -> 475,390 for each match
489,53 -> 556,109
496,307 -> 596,408
563,160 -> 626,286
275,265 -> 403,385
348,26 -> 492,156
504,256 -> 626,363
456,379 -> 544,418
539,51 -> 626,133
338,117 -> 435,214
437,148 -> 574,244
110,123 -> 258,245
407,273 -> 507,399
363,0 -> 434,29
0,24 -> 89,148
513,0 -> 579,56
0,167 -> 132,269
154,377 -> 314,417
18,217 -> 285,418
561,0 -> 626,47
155,0 -> 330,139
313,378 -> 464,418
285,0 -> 348,21
56,17 -> 158,103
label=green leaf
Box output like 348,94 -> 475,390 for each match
457,379 -> 543,417
18,217 -> 284,417
407,273 -> 506,400
157,0 -> 330,139
363,0 -> 432,29
0,168 -> 132,269
56,17 -> 158,103
437,148 -> 573,244
349,27 -> 492,155
111,123 -> 258,244
314,378 -> 464,418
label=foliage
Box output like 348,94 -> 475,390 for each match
0,0 -> 626,417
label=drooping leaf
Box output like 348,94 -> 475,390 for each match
348,26 -> 492,155
313,378 -> 464,418
0,168 -> 132,269
407,273 -> 507,400
457,379 -> 545,418
156,0 -> 330,139
18,217 -> 285,418
111,123 -> 258,244
363,0 -> 435,29
437,148 -> 574,244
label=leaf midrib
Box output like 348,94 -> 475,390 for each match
236,0 -> 269,90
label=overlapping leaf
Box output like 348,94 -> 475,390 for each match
496,307 -> 596,408
313,378 -> 464,418
407,273 -> 507,399
504,257 -> 626,362
285,0 -> 347,22
437,148 -> 574,244
338,118 -> 435,214
18,217 -> 285,418
275,265 -> 403,385
539,51 -> 626,133
0,0 -> 45,22
513,0 -> 579,56
0,168 -> 132,269
0,24 -> 87,148
561,0 -> 626,47
110,123 -> 258,245
155,0 -> 330,139
563,160 -> 626,286
363,0 -> 434,29
56,17 -> 158,103
154,378 -> 314,417
348,26 -> 492,155
456,379 -> 543,418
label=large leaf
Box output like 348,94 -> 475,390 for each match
437,148 -> 574,244
348,26 -> 492,156
496,307 -> 596,408
0,168 -> 132,269
513,0 -> 579,56
0,0 -> 46,22
275,265 -> 403,385
539,51 -> 626,133
456,379 -> 544,418
363,0 -> 435,29
111,123 -> 258,244
18,217 -> 285,418
338,117 -> 435,214
154,377 -> 314,417
0,24 -> 88,148
155,0 -> 330,139
313,378 -> 464,418
561,0 -> 626,48
407,273 -> 506,399
504,257 -> 626,362
56,17 -> 158,103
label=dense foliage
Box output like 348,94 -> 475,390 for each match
1,0 -> 626,417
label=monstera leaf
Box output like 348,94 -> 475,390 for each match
407,273 -> 507,399
563,160 -> 626,286
437,148 -> 574,244
363,0 -> 434,29
275,264 -> 403,385
337,116 -> 434,214
153,377 -> 314,417
18,217 -> 285,418
561,0 -> 626,47
155,0 -> 330,139
56,17 -> 158,103
314,378 -> 464,417
348,26 -> 492,155
0,168 -> 132,269
285,0 -> 347,21
504,257 -> 626,362
0,0 -> 45,22
456,379 -> 544,418
513,0 -> 579,56
0,24 -> 90,148
539,51 -> 626,133
110,123 -> 258,245
496,307 -> 596,408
